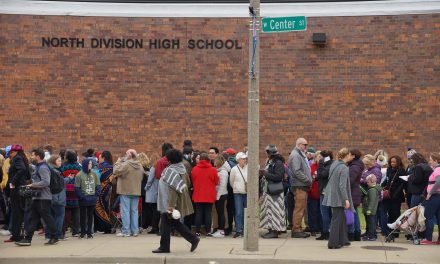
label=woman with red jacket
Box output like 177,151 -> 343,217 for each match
191,152 -> 219,236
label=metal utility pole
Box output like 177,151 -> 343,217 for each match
244,0 -> 260,252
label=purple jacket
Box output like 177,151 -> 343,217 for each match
349,158 -> 364,206
361,163 -> 382,186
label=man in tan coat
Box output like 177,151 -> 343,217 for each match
113,149 -> 144,237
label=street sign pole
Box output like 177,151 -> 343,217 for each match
244,0 -> 260,252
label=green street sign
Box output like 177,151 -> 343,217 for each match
262,16 -> 307,33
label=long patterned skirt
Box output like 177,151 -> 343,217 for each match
95,166 -> 113,233
259,192 -> 287,231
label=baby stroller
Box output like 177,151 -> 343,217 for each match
385,205 -> 426,245
111,196 -> 122,234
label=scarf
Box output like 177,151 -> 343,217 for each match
161,162 -> 187,193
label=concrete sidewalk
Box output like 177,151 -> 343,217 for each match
0,231 -> 438,264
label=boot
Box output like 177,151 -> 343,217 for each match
348,233 -> 355,241
316,232 -> 329,240
354,231 -> 361,241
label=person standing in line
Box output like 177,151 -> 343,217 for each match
75,158 -> 101,239
229,152 -> 248,238
260,145 -> 286,239
362,174 -> 382,242
47,155 -> 67,240
209,156 -> 229,238
420,152 -> 440,245
191,153 -> 219,236
6,144 -> 31,243
95,151 -> 114,234
316,150 -> 334,241
288,138 -> 312,238
152,149 -> 199,253
144,154 -> 161,235
347,149 -> 364,241
16,148 -> 58,246
405,148 -> 417,208
113,149 -> 144,237
323,148 -> 354,249
380,156 -> 406,237
408,153 -> 433,207
60,149 -> 82,238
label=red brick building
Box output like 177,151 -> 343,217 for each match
0,0 -> 439,160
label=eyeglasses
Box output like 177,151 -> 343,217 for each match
302,143 -> 308,147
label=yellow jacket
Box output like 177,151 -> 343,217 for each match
1,158 -> 10,190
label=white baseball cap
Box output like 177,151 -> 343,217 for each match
236,152 -> 248,160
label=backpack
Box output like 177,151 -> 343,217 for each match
37,164 -> 64,194
49,166 -> 65,194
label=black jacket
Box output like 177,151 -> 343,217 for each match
264,156 -> 285,183
408,163 -> 433,195
382,167 -> 406,202
7,155 -> 30,194
316,159 -> 333,194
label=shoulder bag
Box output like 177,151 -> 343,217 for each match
382,170 -> 398,200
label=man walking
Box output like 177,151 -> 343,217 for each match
113,149 -> 144,237
288,138 -> 312,238
16,148 -> 58,246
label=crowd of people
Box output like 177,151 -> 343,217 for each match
0,138 -> 439,252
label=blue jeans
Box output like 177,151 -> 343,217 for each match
51,204 -> 65,239
320,195 -> 332,233
348,207 -> 361,233
307,198 -> 322,232
234,194 -> 247,233
120,195 -> 139,235
410,194 -> 422,208
424,194 -> 440,241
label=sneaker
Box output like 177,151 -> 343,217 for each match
211,230 -> 225,238
132,233 -> 139,237
79,235 -> 86,239
71,233 -> 79,237
15,238 -> 32,246
59,236 -> 68,241
362,236 -> 377,241
45,238 -> 59,245
116,232 -> 130,237
420,239 -> 435,245
0,230 -> 11,236
87,235 -> 93,239
387,223 -> 396,230
195,233 -> 201,237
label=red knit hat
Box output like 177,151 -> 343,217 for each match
10,144 -> 24,152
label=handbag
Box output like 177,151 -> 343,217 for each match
382,171 -> 398,200
345,209 -> 355,225
267,180 -> 284,195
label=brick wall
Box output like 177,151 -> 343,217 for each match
0,14 -> 439,160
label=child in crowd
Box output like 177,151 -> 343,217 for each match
74,158 -> 101,239
362,174 -> 382,241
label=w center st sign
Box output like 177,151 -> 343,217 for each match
262,16 -> 307,33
